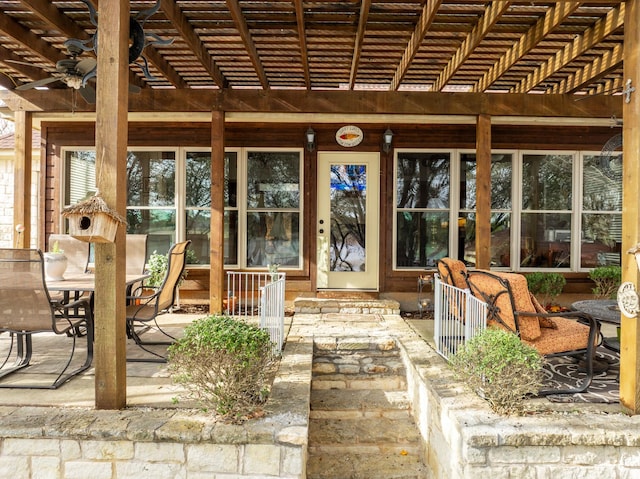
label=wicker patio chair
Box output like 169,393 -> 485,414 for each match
0,248 -> 93,389
464,269 -> 600,395
125,240 -> 190,362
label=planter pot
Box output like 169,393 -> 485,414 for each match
44,253 -> 68,281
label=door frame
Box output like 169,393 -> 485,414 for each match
316,151 -> 380,290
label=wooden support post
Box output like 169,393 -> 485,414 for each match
475,114 -> 491,270
210,110 -> 225,313
621,0 -> 640,414
12,111 -> 32,248
94,0 -> 129,410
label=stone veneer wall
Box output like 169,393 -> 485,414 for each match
0,154 -> 39,248
389,315 -> 640,479
0,322 -> 312,479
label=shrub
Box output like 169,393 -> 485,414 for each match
167,315 -> 277,421
449,328 -> 544,415
526,272 -> 566,307
589,265 -> 622,299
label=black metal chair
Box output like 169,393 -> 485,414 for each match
0,248 -> 93,389
125,240 -> 190,362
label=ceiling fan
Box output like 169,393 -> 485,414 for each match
14,43 -> 97,103
12,0 -> 171,103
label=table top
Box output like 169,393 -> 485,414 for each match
571,299 -> 621,325
46,273 -> 149,292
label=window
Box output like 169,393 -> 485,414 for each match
520,153 -> 573,269
395,151 -> 451,268
245,150 -> 302,268
62,147 -> 303,270
580,152 -> 622,268
459,153 -> 513,268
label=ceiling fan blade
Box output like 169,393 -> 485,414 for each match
79,84 -> 96,104
76,58 -> 97,75
16,76 -> 60,90
6,59 -> 43,68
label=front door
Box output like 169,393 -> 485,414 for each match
317,152 -> 379,290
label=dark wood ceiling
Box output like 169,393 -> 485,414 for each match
0,0 -> 627,104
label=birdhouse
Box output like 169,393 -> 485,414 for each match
61,194 -> 126,243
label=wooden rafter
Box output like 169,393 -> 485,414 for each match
389,0 -> 444,91
513,3 -> 625,93
549,43 -> 623,94
473,2 -> 582,93
293,0 -> 311,89
226,0 -> 269,90
433,1 -> 511,92
0,44 -> 49,88
160,0 -> 227,89
348,0 -> 372,90
0,10 -> 66,65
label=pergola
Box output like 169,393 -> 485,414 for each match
0,0 -> 638,412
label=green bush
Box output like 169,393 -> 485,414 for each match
525,272 -> 566,307
449,328 -> 544,415
167,315 -> 277,421
589,265 -> 622,299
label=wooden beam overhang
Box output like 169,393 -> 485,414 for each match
348,0 -> 372,90
512,3 -> 625,93
293,0 -> 311,89
226,0 -> 269,90
1,89 -> 622,119
390,0 -> 444,91
473,2 -> 582,93
549,43 -> 623,94
160,0 -> 227,89
433,1 -> 511,92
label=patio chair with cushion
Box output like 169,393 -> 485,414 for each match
0,248 -> 93,389
126,234 -> 148,299
125,240 -> 190,362
464,269 -> 600,395
436,258 -> 468,290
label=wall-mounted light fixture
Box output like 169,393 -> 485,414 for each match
306,127 -> 316,152
382,128 -> 394,153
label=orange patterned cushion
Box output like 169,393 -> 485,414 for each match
493,272 -> 541,341
523,316 -> 590,355
529,293 -> 558,329
437,258 -> 468,289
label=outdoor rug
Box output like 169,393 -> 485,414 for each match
543,347 -> 619,403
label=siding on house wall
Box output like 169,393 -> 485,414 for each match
41,121 -> 618,296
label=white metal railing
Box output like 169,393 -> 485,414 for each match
260,275 -> 286,352
226,271 -> 286,352
433,274 -> 486,360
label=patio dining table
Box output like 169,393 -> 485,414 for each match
46,273 -> 150,295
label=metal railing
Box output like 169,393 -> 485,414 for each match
226,271 -> 286,352
433,274 -> 486,360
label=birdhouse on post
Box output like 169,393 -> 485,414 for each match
61,193 -> 127,243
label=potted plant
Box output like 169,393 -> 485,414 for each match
43,240 -> 68,281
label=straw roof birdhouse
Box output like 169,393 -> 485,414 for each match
61,193 -> 127,243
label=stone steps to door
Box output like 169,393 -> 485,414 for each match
306,333 -> 430,479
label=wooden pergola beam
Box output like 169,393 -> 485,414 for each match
93,0 -> 129,410
12,110 -> 32,249
348,0 -> 371,90
226,0 -> 269,90
2,89 -> 622,118
549,43 -> 623,94
390,0 -> 443,91
293,0 -> 311,89
433,1 -> 511,92
513,3 -> 625,93
474,1 -> 581,93
621,0 -> 640,416
160,0 -> 227,88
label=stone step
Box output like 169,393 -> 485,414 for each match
311,374 -> 407,391
310,388 -> 411,419
308,417 -> 423,450
306,450 -> 430,479
294,298 -> 400,315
